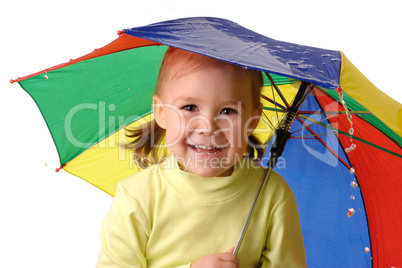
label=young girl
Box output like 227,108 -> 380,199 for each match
97,47 -> 306,267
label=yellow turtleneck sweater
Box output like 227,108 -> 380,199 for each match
97,156 -> 306,267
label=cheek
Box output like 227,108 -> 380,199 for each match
215,117 -> 247,145
164,111 -> 187,145
234,115 -> 255,147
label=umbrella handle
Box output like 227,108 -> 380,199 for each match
233,167 -> 272,256
268,81 -> 311,168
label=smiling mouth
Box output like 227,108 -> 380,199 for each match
189,144 -> 224,155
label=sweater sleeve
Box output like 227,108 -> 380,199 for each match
260,192 -> 307,268
97,182 -> 194,268
97,183 -> 149,267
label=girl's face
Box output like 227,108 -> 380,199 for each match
153,66 -> 261,177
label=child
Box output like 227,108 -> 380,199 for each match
97,47 -> 306,267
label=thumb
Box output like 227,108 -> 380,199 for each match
226,247 -> 235,254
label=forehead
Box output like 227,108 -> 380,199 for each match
155,48 -> 262,105
163,66 -> 254,107
169,55 -> 243,79
158,47 -> 250,81
168,62 -> 250,84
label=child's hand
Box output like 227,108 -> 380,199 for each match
190,248 -> 240,268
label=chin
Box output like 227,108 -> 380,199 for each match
189,166 -> 234,178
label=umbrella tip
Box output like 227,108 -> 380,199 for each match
117,30 -> 125,36
55,164 -> 66,172
10,79 -> 17,84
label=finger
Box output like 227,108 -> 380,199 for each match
220,251 -> 240,267
226,247 -> 235,254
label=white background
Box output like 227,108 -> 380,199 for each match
1,0 -> 401,267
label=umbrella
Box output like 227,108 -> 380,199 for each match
11,17 -> 402,267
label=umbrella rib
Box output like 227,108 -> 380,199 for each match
293,84 -> 314,109
299,114 -> 402,158
290,114 -> 338,135
265,72 -> 290,108
296,116 -> 352,169
261,110 -> 276,131
298,110 -> 372,115
270,84 -> 280,122
294,110 -> 373,136
291,132 -> 337,139
261,97 -> 287,111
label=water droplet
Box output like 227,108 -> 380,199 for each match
44,74 -> 48,80
364,247 -> 370,253
350,195 -> 355,200
351,181 -> 358,188
296,64 -> 310,70
287,60 -> 302,65
347,208 -> 355,217
345,144 -> 357,153
349,128 -> 354,135
240,34 -> 255,39
349,167 -> 355,174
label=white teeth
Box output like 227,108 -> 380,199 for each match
191,145 -> 223,155
193,145 -> 216,150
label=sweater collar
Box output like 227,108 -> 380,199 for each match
160,156 -> 251,202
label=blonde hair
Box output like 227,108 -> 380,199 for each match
126,47 -> 264,168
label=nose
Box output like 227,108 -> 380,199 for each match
189,114 -> 219,135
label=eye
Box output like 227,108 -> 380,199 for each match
182,105 -> 198,112
221,108 -> 237,115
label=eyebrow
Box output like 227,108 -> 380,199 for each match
225,100 -> 247,109
174,96 -> 248,109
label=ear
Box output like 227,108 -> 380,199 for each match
248,102 -> 263,133
153,95 -> 167,129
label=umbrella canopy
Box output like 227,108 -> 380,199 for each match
12,17 -> 402,267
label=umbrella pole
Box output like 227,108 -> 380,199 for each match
234,81 -> 310,256
234,167 -> 272,256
